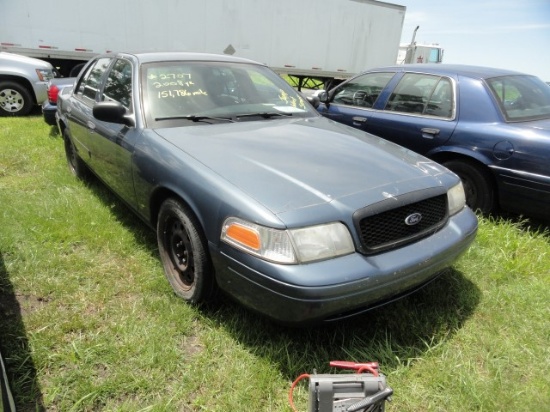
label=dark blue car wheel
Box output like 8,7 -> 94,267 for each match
157,198 -> 215,303
443,159 -> 495,214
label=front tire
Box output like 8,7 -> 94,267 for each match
0,81 -> 34,116
63,130 -> 89,180
443,159 -> 495,214
157,198 -> 215,303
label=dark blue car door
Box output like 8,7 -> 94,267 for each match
317,71 -> 396,129
87,58 -> 139,209
66,57 -> 114,171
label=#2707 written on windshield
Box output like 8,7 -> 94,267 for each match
146,67 -> 307,111
148,71 -> 208,99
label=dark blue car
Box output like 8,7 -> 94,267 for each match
317,64 -> 550,220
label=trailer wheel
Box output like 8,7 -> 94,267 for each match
0,81 -> 34,116
69,63 -> 86,77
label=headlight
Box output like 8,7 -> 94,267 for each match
221,217 -> 354,264
289,223 -> 355,263
36,68 -> 54,82
447,181 -> 466,215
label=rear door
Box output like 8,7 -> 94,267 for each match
318,71 -> 459,156
365,72 -> 459,155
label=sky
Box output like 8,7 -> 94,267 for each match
393,0 -> 550,81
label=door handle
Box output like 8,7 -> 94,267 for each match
421,127 -> 440,139
352,116 -> 367,123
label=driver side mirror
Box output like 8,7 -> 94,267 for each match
306,95 -> 320,109
317,91 -> 329,105
93,101 -> 135,127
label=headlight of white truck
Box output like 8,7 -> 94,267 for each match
221,217 -> 354,264
36,68 -> 54,82
447,181 -> 467,216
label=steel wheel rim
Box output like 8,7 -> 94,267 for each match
0,89 -> 24,113
167,218 -> 194,289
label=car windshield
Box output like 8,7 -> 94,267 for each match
486,75 -> 550,122
142,61 -> 315,127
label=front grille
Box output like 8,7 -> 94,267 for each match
356,194 -> 448,254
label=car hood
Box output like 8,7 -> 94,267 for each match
0,51 -> 53,69
153,117 -> 450,214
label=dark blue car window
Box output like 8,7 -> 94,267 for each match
426,78 -> 453,117
102,59 -> 133,111
486,75 -> 550,122
385,73 -> 454,118
75,57 -> 113,103
332,72 -> 394,108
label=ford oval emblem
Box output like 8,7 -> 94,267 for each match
405,212 -> 423,226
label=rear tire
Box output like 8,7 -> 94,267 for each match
443,159 -> 495,214
157,198 -> 215,303
0,81 -> 34,116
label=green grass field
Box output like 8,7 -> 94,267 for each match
1,115 -> 549,411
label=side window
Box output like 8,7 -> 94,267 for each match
75,58 -> 112,102
385,73 -> 453,118
102,59 -> 133,110
332,72 -> 394,108
425,78 -> 453,118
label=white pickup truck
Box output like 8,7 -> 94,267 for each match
0,52 -> 55,116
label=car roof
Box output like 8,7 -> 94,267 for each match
370,64 -> 528,80
109,51 -> 264,66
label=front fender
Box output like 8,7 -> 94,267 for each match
55,88 -> 74,134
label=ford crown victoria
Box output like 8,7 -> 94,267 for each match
56,52 -> 478,324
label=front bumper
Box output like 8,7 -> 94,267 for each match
211,207 -> 478,325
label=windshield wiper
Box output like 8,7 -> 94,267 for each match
235,112 -> 293,120
154,115 -> 235,123
154,112 -> 292,123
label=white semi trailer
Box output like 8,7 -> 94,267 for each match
0,0 -> 406,88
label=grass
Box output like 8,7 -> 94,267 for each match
1,115 -> 549,411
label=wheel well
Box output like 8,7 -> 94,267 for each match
149,188 -> 199,231
0,75 -> 37,104
58,118 -> 68,137
431,152 -> 498,197
432,152 -> 486,171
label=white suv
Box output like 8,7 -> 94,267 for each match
0,52 -> 55,116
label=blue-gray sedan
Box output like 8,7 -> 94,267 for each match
317,64 -> 550,220
56,52 -> 477,325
